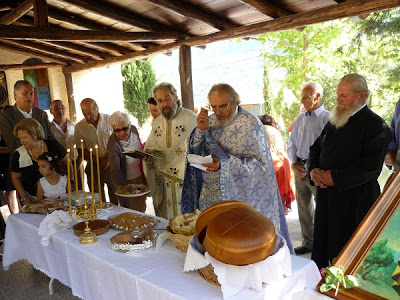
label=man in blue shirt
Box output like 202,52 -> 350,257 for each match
287,81 -> 331,255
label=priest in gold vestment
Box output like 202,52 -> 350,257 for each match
144,82 -> 197,220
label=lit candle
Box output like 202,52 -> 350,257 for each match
73,144 -> 79,200
80,139 -> 86,203
95,145 -> 102,207
90,148 -> 95,209
67,149 -> 72,215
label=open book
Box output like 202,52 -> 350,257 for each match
122,150 -> 161,159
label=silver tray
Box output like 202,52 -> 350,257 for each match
109,229 -> 157,252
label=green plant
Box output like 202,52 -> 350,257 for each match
320,265 -> 360,296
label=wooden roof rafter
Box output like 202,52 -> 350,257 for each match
146,0 -> 237,30
0,0 -> 35,25
239,0 -> 292,18
59,0 -> 190,36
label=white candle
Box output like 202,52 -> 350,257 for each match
67,149 -> 72,215
95,145 -> 102,206
90,148 -> 95,209
73,144 -> 79,200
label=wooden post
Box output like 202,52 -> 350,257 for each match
179,45 -> 194,111
64,72 -> 77,122
34,0 -> 48,27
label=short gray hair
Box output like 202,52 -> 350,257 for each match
207,83 -> 241,105
152,82 -> 181,107
14,80 -> 33,92
110,111 -> 130,128
340,73 -> 370,99
301,81 -> 323,100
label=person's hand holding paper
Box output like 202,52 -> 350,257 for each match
187,154 -> 213,171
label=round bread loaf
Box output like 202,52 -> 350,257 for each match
203,206 -> 276,266
195,200 -> 252,243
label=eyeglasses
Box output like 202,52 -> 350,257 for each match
113,126 -> 129,133
210,102 -> 230,112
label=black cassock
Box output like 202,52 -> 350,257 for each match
308,106 -> 391,269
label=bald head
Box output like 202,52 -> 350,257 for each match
80,98 -> 99,126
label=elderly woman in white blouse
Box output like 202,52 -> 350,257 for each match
107,111 -> 146,212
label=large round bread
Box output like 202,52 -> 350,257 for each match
203,206 -> 276,266
195,200 -> 252,243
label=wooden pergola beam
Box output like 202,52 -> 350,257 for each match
147,0 -> 236,30
38,41 -> 108,60
14,16 -> 132,56
0,0 -> 35,25
239,0 -> 291,18
61,0 -> 189,36
0,25 -> 182,42
63,0 -> 400,74
34,0 -> 48,27
0,42 -> 72,65
0,62 -> 64,71
0,39 -> 87,63
46,7 -> 149,50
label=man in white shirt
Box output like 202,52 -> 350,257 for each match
50,100 -> 75,151
74,98 -> 117,204
287,81 -> 331,255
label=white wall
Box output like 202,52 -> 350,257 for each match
71,65 -> 125,123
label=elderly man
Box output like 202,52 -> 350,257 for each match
144,82 -> 197,219
74,98 -> 117,204
50,100 -> 75,151
181,83 -> 293,251
309,73 -> 391,269
0,80 -> 54,212
287,81 -> 331,255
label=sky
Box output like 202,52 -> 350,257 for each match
151,39 -> 265,108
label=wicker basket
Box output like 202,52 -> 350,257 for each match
198,264 -> 220,286
166,226 -> 193,252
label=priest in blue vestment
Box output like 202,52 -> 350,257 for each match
181,83 -> 294,252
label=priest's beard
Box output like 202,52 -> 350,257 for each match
330,99 -> 362,129
161,102 -> 178,120
216,110 -> 237,127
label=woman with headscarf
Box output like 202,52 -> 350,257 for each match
107,111 -> 147,212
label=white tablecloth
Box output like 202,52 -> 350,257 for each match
2,207 -> 328,300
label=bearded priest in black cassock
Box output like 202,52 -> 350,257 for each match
308,73 -> 391,270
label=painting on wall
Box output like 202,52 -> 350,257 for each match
317,171 -> 400,299
23,68 -> 50,110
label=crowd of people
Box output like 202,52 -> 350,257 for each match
0,73 -> 397,269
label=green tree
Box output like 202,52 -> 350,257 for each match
358,238 -> 394,280
257,21 -> 345,129
121,60 -> 157,127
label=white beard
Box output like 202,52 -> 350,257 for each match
330,100 -> 362,129
215,110 -> 236,127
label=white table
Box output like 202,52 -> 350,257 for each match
2,208 -> 327,300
